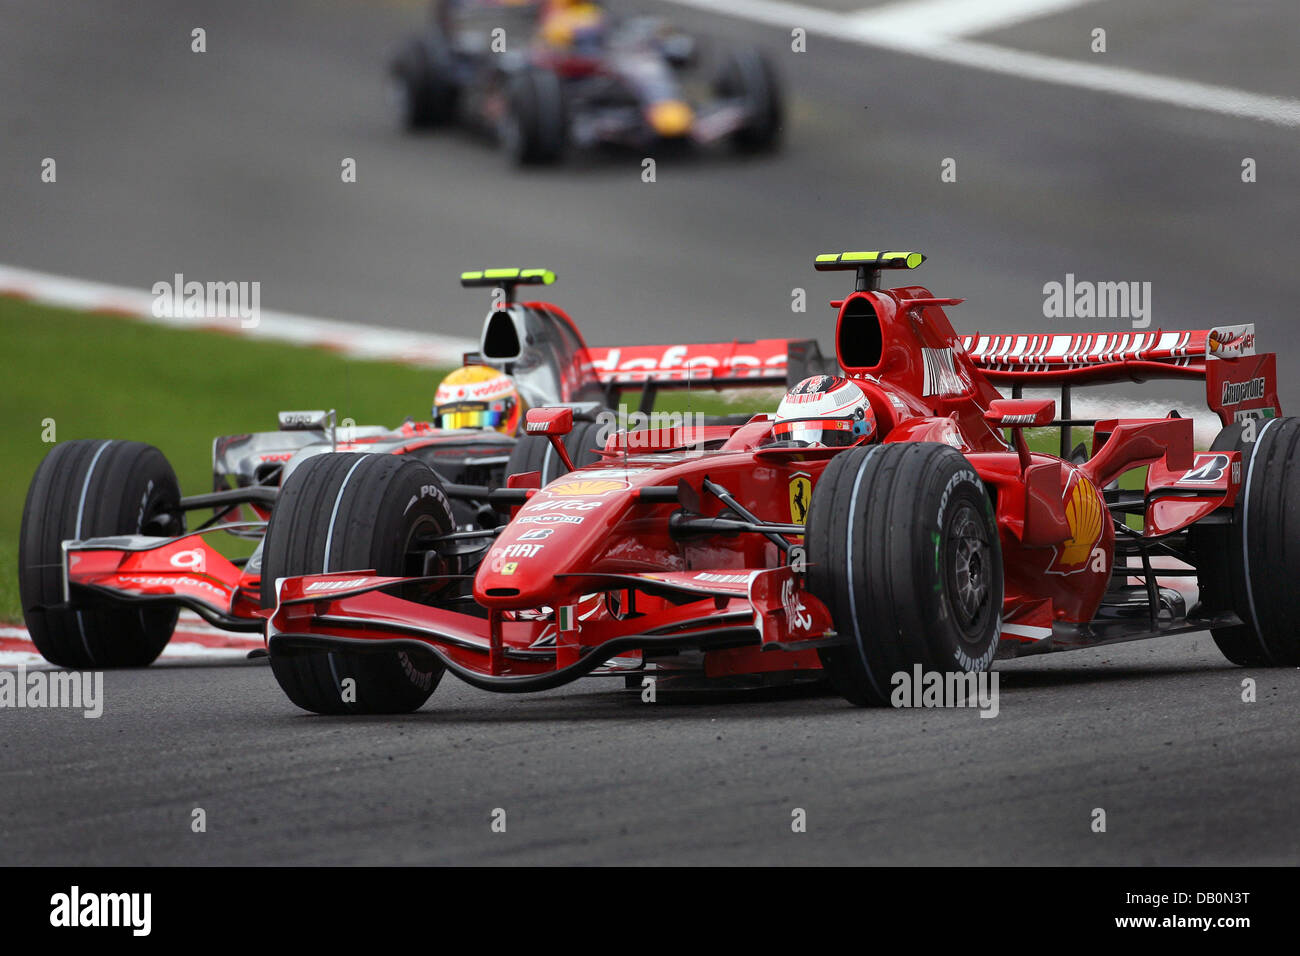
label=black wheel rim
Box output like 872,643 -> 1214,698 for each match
947,502 -> 993,642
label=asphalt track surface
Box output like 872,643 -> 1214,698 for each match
1,0 -> 1298,865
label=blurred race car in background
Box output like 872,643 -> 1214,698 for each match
390,0 -> 782,163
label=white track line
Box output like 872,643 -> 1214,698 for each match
0,263 -> 474,367
661,0 -> 1300,127
848,0 -> 1100,47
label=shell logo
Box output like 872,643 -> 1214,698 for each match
1053,473 -> 1103,573
546,479 -> 628,497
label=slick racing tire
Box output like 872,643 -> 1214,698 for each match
260,454 -> 456,714
504,419 -> 606,485
1193,417 -> 1300,666
713,47 -> 782,153
19,440 -> 183,668
805,443 -> 1003,707
500,67 -> 566,165
391,34 -> 458,129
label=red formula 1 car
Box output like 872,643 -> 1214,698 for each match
263,251 -> 1297,714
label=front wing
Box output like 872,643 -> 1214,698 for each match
63,532 -> 262,631
266,567 -> 837,691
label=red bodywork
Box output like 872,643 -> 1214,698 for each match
268,273 -> 1280,688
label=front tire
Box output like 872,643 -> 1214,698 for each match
261,454 -> 456,714
713,47 -> 782,153
19,440 -> 183,668
500,67 -> 566,165
805,444 -> 1003,706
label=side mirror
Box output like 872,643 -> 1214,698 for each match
986,399 -> 1055,472
523,407 -> 575,473
985,399 -> 1055,428
524,406 -> 574,437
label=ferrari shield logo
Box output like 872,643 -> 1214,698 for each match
788,473 -> 812,525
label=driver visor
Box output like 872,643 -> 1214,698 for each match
771,417 -> 858,447
437,406 -> 505,430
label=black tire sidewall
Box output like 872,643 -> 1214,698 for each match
715,48 -> 781,151
1192,422 -> 1267,664
807,444 -> 1003,705
506,68 -> 565,164
262,454 -> 456,713
1229,417 -> 1300,665
19,440 -> 182,667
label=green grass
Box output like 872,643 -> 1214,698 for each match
0,297 -> 448,622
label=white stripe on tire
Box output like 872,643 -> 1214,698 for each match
321,454 -> 373,702
322,456 -> 372,573
844,446 -> 883,700
73,440 -> 113,665
1240,417 -> 1280,661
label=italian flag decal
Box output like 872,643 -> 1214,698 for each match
557,605 -> 578,633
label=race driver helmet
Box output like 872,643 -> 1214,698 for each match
770,375 -> 876,447
540,0 -> 608,51
434,365 -> 523,435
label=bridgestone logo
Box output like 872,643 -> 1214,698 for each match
1221,377 -> 1266,406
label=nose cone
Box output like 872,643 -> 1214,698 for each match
647,100 -> 694,138
474,476 -> 634,608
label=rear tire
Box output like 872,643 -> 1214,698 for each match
261,454 -> 456,714
805,444 -> 1003,706
500,67 -> 566,165
1191,424 -> 1264,665
19,440 -> 183,668
713,47 -> 782,152
1195,417 -> 1300,666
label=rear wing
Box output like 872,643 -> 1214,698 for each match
459,266 -> 837,399
960,325 -> 1279,426
585,339 -> 832,390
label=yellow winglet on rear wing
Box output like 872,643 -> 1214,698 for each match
814,251 -> 925,271
459,267 -> 556,286
460,268 -> 556,302
814,251 -> 925,291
